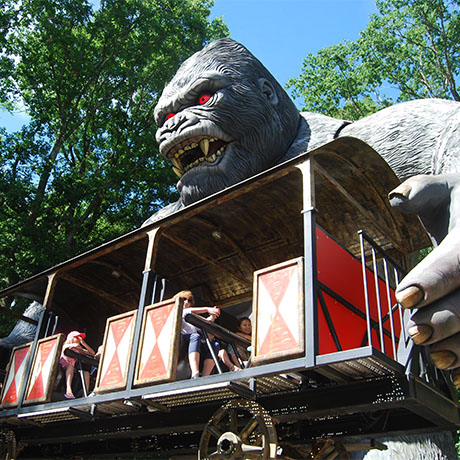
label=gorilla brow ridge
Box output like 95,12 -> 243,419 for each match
191,39 -> 299,138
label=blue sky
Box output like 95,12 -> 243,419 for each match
0,0 -> 377,132
211,0 -> 377,87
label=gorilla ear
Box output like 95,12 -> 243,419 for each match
258,78 -> 279,106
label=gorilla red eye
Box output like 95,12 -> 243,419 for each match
198,94 -> 212,105
167,113 -> 175,120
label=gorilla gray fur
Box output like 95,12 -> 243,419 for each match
0,301 -> 44,349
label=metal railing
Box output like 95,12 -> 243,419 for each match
359,230 -> 407,360
358,230 -> 454,398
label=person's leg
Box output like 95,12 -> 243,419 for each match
188,333 -> 201,378
64,365 -> 75,398
230,352 -> 240,368
201,358 -> 215,376
201,339 -> 219,376
219,348 -> 241,371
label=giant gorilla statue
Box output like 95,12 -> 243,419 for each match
145,38 -> 460,457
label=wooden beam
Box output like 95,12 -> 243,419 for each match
191,216 -> 256,273
162,233 -> 252,287
87,260 -> 141,291
59,273 -> 133,313
313,162 -> 403,251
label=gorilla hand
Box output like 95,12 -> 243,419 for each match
389,173 -> 460,379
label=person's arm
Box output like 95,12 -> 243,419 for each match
236,331 -> 251,342
185,306 -> 221,317
79,340 -> 95,356
95,345 -> 103,359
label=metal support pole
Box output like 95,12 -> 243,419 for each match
230,343 -> 245,368
297,158 -> 318,369
303,206 -> 318,368
359,231 -> 373,349
125,268 -> 156,393
151,274 -> 163,305
371,248 -> 385,353
202,329 -> 223,374
77,360 -> 88,398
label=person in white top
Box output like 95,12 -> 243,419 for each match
174,290 -> 236,378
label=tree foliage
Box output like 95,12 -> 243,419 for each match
0,0 -> 227,331
288,0 -> 460,120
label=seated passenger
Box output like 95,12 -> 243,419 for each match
59,331 -> 95,399
229,317 -> 252,368
174,290 -> 233,378
218,346 -> 241,372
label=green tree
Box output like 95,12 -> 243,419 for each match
288,0 -> 460,120
0,0 -> 227,328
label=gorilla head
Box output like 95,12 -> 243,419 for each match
154,38 -> 301,205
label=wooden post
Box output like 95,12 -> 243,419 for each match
126,228 -> 163,393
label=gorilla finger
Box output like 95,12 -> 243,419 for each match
451,368 -> 460,390
395,227 -> 460,309
429,332 -> 460,370
407,291 -> 460,345
388,174 -> 451,214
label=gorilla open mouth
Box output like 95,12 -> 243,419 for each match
167,137 -> 228,177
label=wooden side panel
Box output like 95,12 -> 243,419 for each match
134,298 -> 182,387
94,310 -> 137,394
0,342 -> 32,409
23,334 -> 64,405
252,257 -> 305,365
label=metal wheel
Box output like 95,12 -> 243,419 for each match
199,399 -> 278,459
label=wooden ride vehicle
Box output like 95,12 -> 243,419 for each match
0,138 -> 458,459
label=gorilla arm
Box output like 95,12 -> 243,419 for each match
389,174 -> 460,382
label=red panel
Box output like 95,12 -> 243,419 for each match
1,345 -> 30,407
253,257 -> 304,365
316,227 -> 401,359
317,298 -> 339,354
99,314 -> 135,389
26,339 -> 55,401
318,291 -> 368,354
138,304 -> 173,380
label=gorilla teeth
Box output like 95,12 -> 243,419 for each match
170,137 -> 226,174
171,157 -> 181,169
173,166 -> 183,178
186,142 -> 198,150
199,138 -> 210,156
